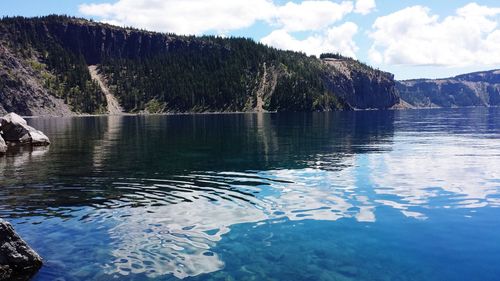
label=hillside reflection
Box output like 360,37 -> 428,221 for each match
0,111 -> 396,217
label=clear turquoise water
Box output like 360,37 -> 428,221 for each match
1,108 -> 500,281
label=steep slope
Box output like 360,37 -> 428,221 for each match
0,44 -> 73,116
398,70 -> 500,108
322,55 -> 399,109
88,65 -> 123,114
0,16 -> 400,115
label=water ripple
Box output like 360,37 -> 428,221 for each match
2,109 -> 500,280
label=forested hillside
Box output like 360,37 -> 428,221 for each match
0,15 -> 400,115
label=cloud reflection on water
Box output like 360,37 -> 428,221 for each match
3,109 -> 500,280
368,135 -> 500,211
102,167 -> 362,279
102,131 -> 500,279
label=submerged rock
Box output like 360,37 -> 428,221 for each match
0,135 -> 6,154
0,113 -> 50,146
0,220 -> 43,281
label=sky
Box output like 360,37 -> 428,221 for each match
2,0 -> 500,80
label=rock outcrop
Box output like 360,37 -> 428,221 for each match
0,113 -> 50,148
323,58 -> 400,109
0,135 -> 6,154
0,220 -> 42,281
397,69 -> 500,108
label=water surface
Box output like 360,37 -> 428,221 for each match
1,108 -> 499,280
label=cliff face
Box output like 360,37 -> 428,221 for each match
0,16 -> 400,115
22,18 -> 176,65
323,58 -> 399,109
398,70 -> 500,108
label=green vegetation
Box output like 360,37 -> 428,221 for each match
100,40 -> 341,112
1,16 -> 107,113
42,51 -> 107,113
0,15 -> 385,113
144,99 -> 166,114
319,53 -> 346,60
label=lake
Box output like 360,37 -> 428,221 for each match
1,108 -> 500,281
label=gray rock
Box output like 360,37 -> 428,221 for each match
398,69 -> 500,108
0,135 -> 6,154
0,113 -> 50,146
0,219 -> 43,280
0,44 -> 74,117
322,58 -> 400,109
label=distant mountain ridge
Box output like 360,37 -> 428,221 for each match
0,15 -> 399,116
397,69 -> 500,108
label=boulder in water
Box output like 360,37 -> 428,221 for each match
0,219 -> 43,280
0,113 -> 50,146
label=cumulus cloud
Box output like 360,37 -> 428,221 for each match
80,0 -> 362,34
79,0 -> 275,35
369,3 -> 500,66
261,22 -> 359,57
79,0 -> 369,56
354,0 -> 376,15
273,1 -> 354,31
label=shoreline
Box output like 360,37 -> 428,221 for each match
19,105 -> 499,119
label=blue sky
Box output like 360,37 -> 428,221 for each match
3,0 -> 500,80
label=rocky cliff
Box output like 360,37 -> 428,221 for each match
0,45 -> 73,116
323,57 -> 399,109
0,15 -> 400,115
397,70 -> 500,108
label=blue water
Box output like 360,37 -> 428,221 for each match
1,108 -> 499,280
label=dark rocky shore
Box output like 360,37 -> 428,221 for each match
0,220 -> 43,280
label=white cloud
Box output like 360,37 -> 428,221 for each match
261,22 -> 359,57
273,1 -> 354,31
369,3 -> 500,66
79,0 -> 369,57
80,0 -> 361,35
354,0 -> 376,15
79,0 -> 276,35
